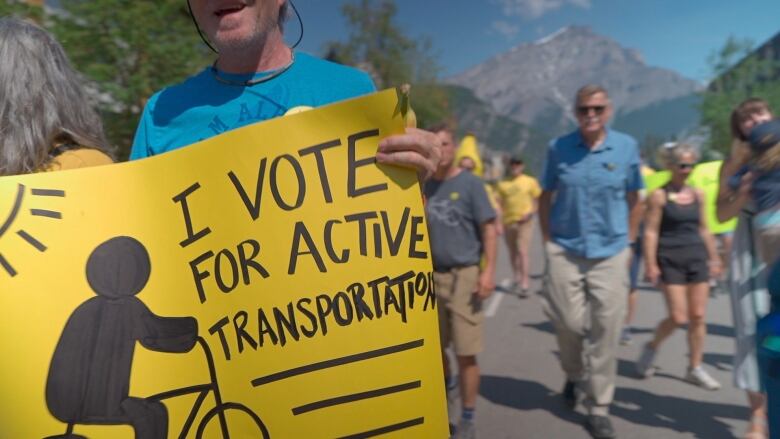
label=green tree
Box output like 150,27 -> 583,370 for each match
0,0 -> 43,20
51,0 -> 210,158
700,36 -> 780,154
324,0 -> 448,128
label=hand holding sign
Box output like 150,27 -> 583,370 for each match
376,127 -> 443,183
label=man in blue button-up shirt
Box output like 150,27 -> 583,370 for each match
539,85 -> 643,439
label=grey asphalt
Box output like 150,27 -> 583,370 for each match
459,224 -> 750,439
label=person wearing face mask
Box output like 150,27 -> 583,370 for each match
718,98 -> 777,439
634,143 -> 722,390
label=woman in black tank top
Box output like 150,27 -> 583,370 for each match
634,143 -> 723,390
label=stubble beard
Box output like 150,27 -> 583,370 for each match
213,14 -> 277,58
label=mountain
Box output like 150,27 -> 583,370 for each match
447,26 -> 703,160
613,94 -> 702,145
437,85 -> 548,173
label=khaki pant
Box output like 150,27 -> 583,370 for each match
541,241 -> 629,416
505,218 -> 534,251
435,266 -> 483,356
504,219 -> 534,278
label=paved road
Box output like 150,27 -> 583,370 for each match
461,224 -> 750,439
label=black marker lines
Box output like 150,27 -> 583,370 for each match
16,230 -> 47,252
0,184 -> 24,238
292,380 -> 421,415
336,417 -> 424,439
31,188 -> 65,197
30,209 -> 62,219
0,253 -> 17,277
251,339 -> 424,387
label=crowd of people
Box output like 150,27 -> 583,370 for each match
1,2 -> 780,439
426,87 -> 780,439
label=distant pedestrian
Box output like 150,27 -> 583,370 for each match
496,156 -> 541,297
635,143 -> 722,390
424,122 -> 497,439
539,85 -> 643,439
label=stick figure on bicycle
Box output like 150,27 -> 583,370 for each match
44,236 -> 269,439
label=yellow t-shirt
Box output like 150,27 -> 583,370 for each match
497,174 -> 541,224
44,148 -> 113,172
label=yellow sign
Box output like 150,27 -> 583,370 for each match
642,161 -> 736,235
0,90 -> 447,438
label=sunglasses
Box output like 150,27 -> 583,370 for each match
677,162 -> 695,170
577,105 -> 606,116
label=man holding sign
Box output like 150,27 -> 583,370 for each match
130,0 -> 440,181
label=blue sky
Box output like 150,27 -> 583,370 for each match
291,0 -> 780,83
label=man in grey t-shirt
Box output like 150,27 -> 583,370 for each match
424,122 -> 497,439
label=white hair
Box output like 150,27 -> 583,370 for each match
0,18 -> 111,176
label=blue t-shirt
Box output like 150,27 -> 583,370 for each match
130,52 -> 376,159
541,129 -> 643,259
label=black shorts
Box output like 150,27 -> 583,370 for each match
657,244 -> 709,285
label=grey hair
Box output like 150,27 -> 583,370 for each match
574,84 -> 609,106
0,18 -> 111,176
656,142 -> 700,170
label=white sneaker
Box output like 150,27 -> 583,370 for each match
685,366 -> 721,390
635,343 -> 656,378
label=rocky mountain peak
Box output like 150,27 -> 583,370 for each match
448,26 -> 700,133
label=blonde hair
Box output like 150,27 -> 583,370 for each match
656,142 -> 699,170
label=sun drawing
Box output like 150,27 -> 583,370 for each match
0,183 -> 65,277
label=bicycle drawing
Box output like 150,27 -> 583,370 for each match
43,236 -> 269,439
